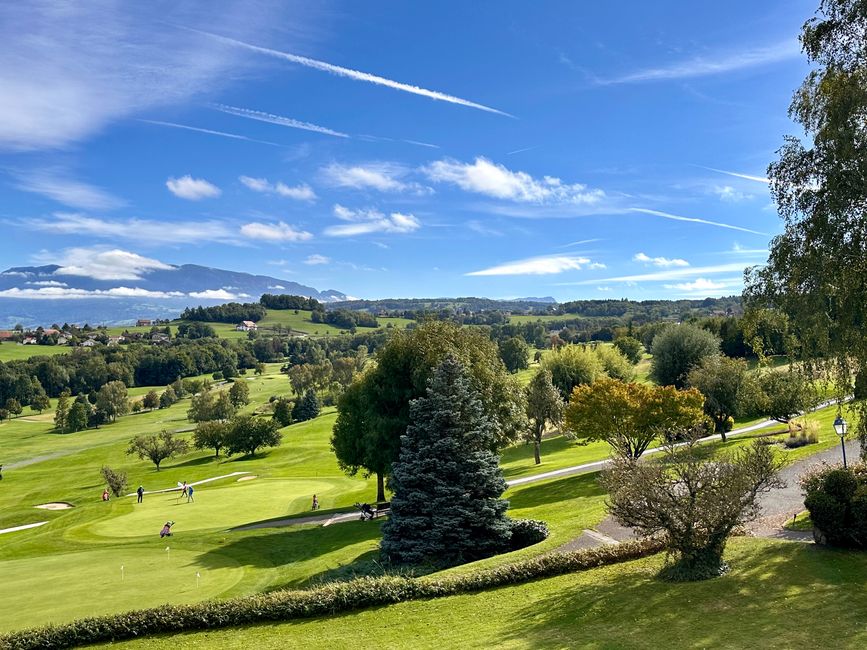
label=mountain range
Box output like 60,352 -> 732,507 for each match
0,263 -> 347,328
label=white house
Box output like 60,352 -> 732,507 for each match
236,320 -> 258,331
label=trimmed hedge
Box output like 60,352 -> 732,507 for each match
508,518 -> 550,551
0,538 -> 663,649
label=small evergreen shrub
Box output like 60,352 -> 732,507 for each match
801,463 -> 867,547
508,518 -> 549,551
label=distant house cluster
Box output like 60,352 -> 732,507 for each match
0,318 -> 173,350
235,320 -> 258,332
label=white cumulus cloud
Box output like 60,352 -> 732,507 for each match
239,176 -> 316,201
423,157 -> 605,204
467,254 -> 593,276
166,175 -> 221,200
633,252 -> 690,268
42,247 -> 175,281
321,162 -> 425,193
240,221 -> 313,242
325,204 -> 420,237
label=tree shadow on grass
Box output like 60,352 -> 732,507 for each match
506,472 -> 605,511
194,519 -> 384,585
499,540 -> 867,649
165,455 -> 219,469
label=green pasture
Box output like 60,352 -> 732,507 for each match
0,343 -> 69,362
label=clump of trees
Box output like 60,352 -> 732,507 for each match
292,389 -> 320,422
311,308 -> 378,329
601,431 -> 785,581
564,377 -> 705,459
499,336 -> 530,374
381,356 -> 512,566
613,336 -> 644,364
180,302 -> 267,323
650,324 -> 720,388
260,294 -> 321,310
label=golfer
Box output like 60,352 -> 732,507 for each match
187,484 -> 194,503
160,521 -> 174,538
312,494 -> 319,510
136,485 -> 144,503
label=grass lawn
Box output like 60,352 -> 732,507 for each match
104,538 -> 867,649
0,343 -> 69,362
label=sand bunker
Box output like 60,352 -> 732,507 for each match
237,475 -> 257,482
34,502 -> 75,510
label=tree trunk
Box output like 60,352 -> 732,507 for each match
376,471 -> 385,502
533,439 -> 541,465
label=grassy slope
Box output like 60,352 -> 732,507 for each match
0,344 -> 69,362
108,538 -> 867,649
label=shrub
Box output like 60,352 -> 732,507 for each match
801,463 -> 867,547
100,466 -> 127,497
212,371 -> 224,381
508,518 -> 549,551
0,538 -> 664,649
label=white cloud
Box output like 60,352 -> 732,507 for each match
268,284 -> 285,289
467,254 -> 592,276
629,208 -> 767,235
597,286 -> 612,292
0,286 -> 185,300
304,254 -> 330,265
201,31 -> 512,117
325,204 -> 421,237
42,247 -> 175,281
30,212 -> 236,245
239,176 -> 316,201
321,162 -> 425,193
633,252 -> 690,268
601,40 -> 800,84
423,157 -> 605,204
26,280 -> 68,287
214,104 -> 348,138
239,221 -> 313,242
0,3 -> 287,151
713,185 -> 753,202
705,168 -> 770,184
12,170 -> 125,210
166,175 -> 221,200
562,262 -> 752,286
664,278 -> 727,291
189,289 -> 237,300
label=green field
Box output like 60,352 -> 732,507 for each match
107,538 -> 867,649
0,343 -> 69,362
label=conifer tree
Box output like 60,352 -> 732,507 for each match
292,389 -> 320,422
381,356 -> 511,566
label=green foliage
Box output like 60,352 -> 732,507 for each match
291,389 -> 320,422
613,336 -> 644,364
95,380 -> 129,422
228,380 -> 250,408
29,379 -> 50,413
4,398 -> 21,417
499,336 -> 531,373
187,390 -> 235,422
224,415 -> 282,457
126,430 -> 190,470
272,397 -> 293,427
687,356 -> 752,439
594,345 -> 635,382
100,466 -> 128,497
802,464 -> 867,547
0,538 -> 664,649
53,390 -> 70,432
67,401 -> 89,433
142,389 -> 160,410
507,518 -> 549,551
192,420 -> 229,458
381,356 -> 511,566
159,386 -> 178,409
541,345 -> 604,400
180,302 -> 267,323
650,323 -> 721,388
756,370 -> 815,423
176,321 -> 217,339
524,368 -> 562,464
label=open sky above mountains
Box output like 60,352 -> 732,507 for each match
0,0 -> 812,302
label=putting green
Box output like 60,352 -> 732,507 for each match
90,478 -> 363,538
0,547 -> 243,633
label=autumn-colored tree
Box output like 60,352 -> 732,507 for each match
564,377 -> 705,459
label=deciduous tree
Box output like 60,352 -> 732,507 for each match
126,430 -> 189,470
525,368 -> 562,464
650,323 -> 721,388
224,415 -> 282,456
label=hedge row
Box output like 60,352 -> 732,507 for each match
0,538 -> 663,650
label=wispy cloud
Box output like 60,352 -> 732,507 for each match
325,204 -> 420,237
239,176 -> 316,201
506,145 -> 540,156
321,162 -> 427,193
664,278 -> 729,292
30,212 -> 236,245
402,139 -> 440,149
139,120 -> 279,146
11,170 -> 125,210
166,175 -> 221,200
601,40 -> 800,84
239,221 -> 313,242
423,157 -> 605,204
199,30 -> 513,117
633,252 -> 689,268
712,185 -> 754,202
0,4 -> 287,151
304,254 -> 330,265
0,286 -> 187,300
33,246 -> 174,281
467,254 -> 594,276
214,104 -> 349,138
562,262 -> 751,286
629,208 -> 767,235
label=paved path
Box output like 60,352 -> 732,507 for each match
0,521 -> 47,536
125,471 -> 252,497
233,510 -> 363,531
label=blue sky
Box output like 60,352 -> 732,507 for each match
0,0 -> 815,302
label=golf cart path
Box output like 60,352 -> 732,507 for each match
0,521 -> 47,535
564,438 -> 859,552
125,471 -> 252,497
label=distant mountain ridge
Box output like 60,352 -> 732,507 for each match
0,263 -> 347,328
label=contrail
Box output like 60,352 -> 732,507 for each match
212,104 -> 349,138
195,29 -> 514,118
630,208 -> 767,235
138,119 -> 280,146
703,166 -> 770,184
